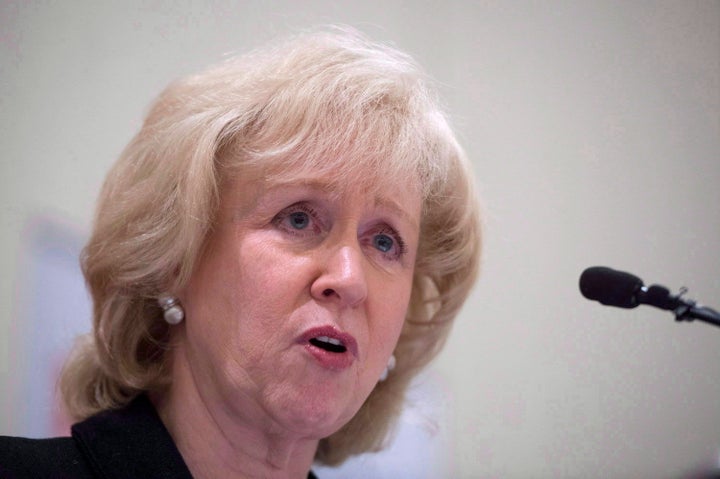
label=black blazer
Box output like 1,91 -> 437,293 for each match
0,395 -> 318,479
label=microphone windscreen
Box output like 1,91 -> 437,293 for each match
579,266 -> 643,308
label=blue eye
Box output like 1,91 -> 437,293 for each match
373,234 -> 394,253
288,211 -> 310,229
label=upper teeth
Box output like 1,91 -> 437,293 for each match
316,336 -> 342,346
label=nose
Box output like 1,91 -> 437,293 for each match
311,244 -> 368,308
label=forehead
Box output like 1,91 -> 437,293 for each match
229,147 -> 422,200
220,164 -> 422,229
217,121 -> 432,227
265,152 -> 420,194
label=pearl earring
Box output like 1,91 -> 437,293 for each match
158,295 -> 184,325
379,354 -> 396,382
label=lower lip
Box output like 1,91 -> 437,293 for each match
303,343 -> 354,370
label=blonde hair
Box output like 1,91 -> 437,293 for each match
60,27 -> 481,465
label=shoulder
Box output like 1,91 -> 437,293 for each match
70,395 -> 194,479
0,396 -> 190,479
0,435 -> 94,478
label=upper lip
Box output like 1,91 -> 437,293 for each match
299,326 -> 359,358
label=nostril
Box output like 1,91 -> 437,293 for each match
322,288 -> 334,297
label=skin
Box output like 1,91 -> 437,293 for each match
155,171 -> 422,479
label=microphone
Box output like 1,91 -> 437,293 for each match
579,266 -> 643,308
579,266 -> 720,328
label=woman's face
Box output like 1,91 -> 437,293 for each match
176,171 -> 421,438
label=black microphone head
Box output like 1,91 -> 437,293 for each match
579,266 -> 644,308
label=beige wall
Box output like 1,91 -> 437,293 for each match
2,1 -> 719,477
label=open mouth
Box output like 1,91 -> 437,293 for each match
300,327 -> 357,370
309,336 -> 347,353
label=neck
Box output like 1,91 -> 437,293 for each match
153,343 -> 318,479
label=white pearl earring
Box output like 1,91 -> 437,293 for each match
379,354 -> 396,382
158,295 -> 184,325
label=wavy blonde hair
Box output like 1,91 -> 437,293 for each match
60,27 -> 481,465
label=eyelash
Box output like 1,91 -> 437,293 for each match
272,203 -> 408,260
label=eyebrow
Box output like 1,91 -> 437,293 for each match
373,196 -> 420,231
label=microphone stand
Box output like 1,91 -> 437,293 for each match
673,300 -> 720,328
644,285 -> 720,329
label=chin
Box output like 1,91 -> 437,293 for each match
274,403 -> 347,438
270,385 -> 361,438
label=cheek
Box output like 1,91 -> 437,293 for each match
369,273 -> 414,353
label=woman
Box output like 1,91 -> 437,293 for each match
0,28 -> 480,478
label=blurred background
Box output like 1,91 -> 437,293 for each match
1,1 -> 719,478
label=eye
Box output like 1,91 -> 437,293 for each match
365,226 -> 407,261
373,234 -> 394,253
273,203 -> 323,236
288,211 -> 310,230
